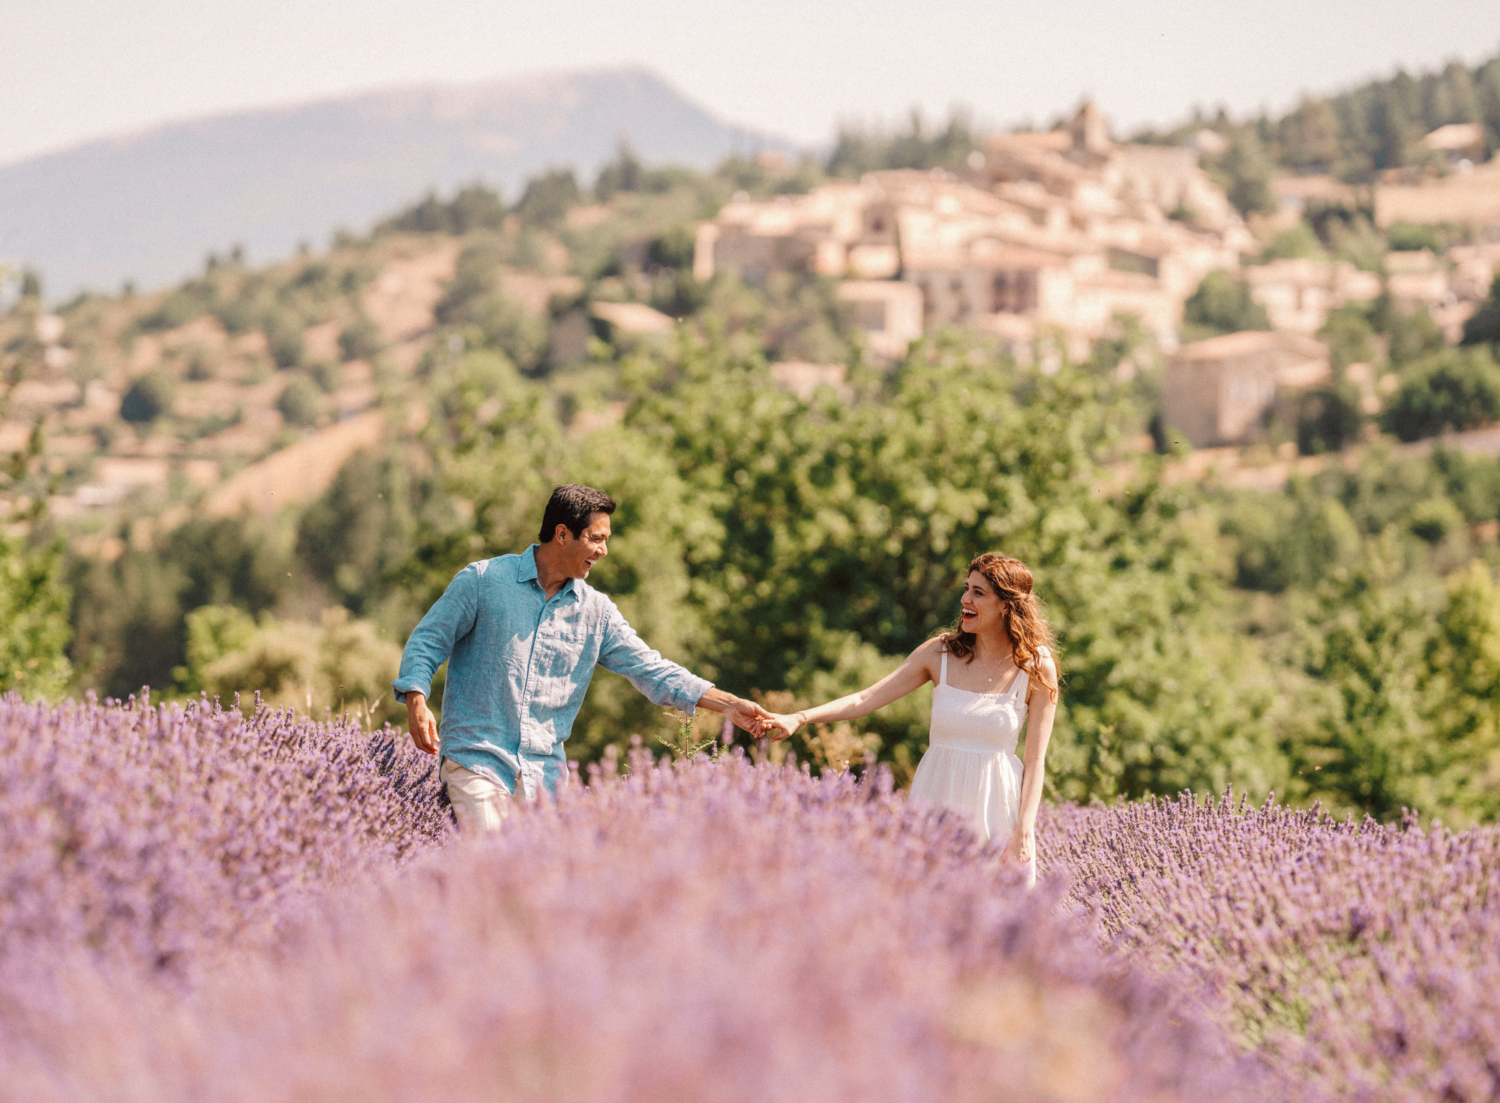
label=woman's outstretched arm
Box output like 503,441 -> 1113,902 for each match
761,638 -> 942,741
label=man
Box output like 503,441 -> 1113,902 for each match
394,484 -> 767,831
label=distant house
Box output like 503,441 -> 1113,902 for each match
590,301 -> 675,337
1375,157 -> 1500,227
1243,259 -> 1381,334
835,281 -> 924,359
1419,123 -> 1487,167
1162,331 -> 1330,447
770,362 -> 852,402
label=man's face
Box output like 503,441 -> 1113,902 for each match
556,512 -> 611,579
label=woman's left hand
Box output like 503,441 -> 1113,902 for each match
1001,824 -> 1034,867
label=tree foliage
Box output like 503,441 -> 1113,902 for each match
826,109 -> 979,178
1381,347 -> 1500,442
0,534 -> 71,698
1181,271 -> 1271,342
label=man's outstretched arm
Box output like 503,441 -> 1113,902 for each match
596,603 -> 768,732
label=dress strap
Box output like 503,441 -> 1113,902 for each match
939,649 -> 948,687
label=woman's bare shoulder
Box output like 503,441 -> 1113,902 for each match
908,635 -> 948,672
1027,647 -> 1060,700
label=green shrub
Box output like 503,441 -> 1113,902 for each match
378,185 -> 506,235
515,169 -> 580,228
137,290 -> 205,332
120,371 -> 175,423
338,314 -> 384,361
262,309 -> 305,369
214,299 -> 258,336
1387,222 -> 1443,253
647,227 -> 698,270
1382,348 -> 1500,441
1461,274 -> 1500,347
276,375 -> 322,426
1407,497 -> 1466,543
1263,222 -> 1325,260
1296,383 -> 1364,455
1182,271 -> 1271,341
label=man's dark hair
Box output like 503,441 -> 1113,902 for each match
538,484 -> 616,542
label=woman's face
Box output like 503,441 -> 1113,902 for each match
960,571 -> 1006,638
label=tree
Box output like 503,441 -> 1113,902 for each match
0,534 -> 71,698
1278,97 -> 1342,174
276,375 -> 323,426
1181,271 -> 1271,341
826,109 -> 977,177
515,169 -> 580,228
262,308 -> 306,369
298,447 -> 431,616
1461,274 -> 1500,347
594,142 -> 644,202
1212,129 -> 1276,216
120,370 -> 175,423
1381,347 -> 1500,441
1296,383 -> 1364,455
338,313 -> 384,362
1284,536 -> 1436,819
378,185 -> 505,235
1416,561 -> 1500,823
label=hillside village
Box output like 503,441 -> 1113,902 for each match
4,102 -> 1498,533
696,104 -> 1500,448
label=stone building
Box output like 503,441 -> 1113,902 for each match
835,280 -> 924,359
1162,330 -> 1330,447
1242,259 -> 1381,334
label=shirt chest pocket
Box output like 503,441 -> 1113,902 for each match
539,607 -> 594,666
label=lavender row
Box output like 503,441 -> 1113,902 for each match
1042,792 -> 1500,1103
0,692 -> 448,985
2,747 -> 1275,1103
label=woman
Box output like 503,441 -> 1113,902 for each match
760,553 -> 1059,885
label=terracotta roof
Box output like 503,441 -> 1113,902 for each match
1421,123 -> 1484,152
1174,330 -> 1326,361
591,301 -> 675,335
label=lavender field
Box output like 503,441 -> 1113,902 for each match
0,695 -> 1495,1102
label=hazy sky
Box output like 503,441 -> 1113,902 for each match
4,1 -> 1499,166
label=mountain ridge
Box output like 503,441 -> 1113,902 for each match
0,66 -> 789,297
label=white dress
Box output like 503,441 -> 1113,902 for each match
908,648 -> 1036,886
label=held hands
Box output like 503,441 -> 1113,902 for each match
754,712 -> 804,742
722,696 -> 773,735
406,692 -> 439,755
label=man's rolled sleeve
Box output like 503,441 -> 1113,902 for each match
597,602 -> 712,715
393,566 -> 481,703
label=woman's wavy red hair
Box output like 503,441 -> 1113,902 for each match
941,553 -> 1060,702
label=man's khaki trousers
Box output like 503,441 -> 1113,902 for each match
440,758 -> 514,833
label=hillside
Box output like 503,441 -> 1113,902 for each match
3,50 -> 1500,828
0,66 -> 784,297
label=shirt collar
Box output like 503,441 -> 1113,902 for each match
518,545 -> 540,582
518,544 -> 578,598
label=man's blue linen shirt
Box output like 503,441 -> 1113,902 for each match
392,546 -> 711,799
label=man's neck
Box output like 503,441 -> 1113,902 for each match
533,543 -> 572,600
